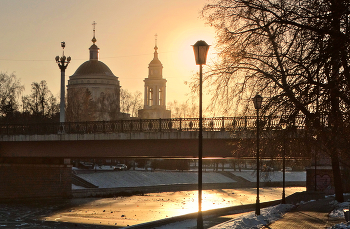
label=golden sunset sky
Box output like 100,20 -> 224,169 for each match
0,0 -> 216,106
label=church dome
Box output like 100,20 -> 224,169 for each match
149,45 -> 162,66
71,60 -> 115,77
149,58 -> 162,65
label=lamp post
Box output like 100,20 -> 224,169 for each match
253,94 -> 263,215
55,42 -> 71,126
280,120 -> 287,204
192,40 -> 210,229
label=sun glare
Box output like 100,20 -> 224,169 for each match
164,25 -> 217,75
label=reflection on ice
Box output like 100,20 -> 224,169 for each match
42,187 -> 304,228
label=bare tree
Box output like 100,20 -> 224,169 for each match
95,88 -> 121,121
120,89 -> 142,117
66,88 -> 95,122
201,0 -> 350,202
167,97 -> 199,118
22,80 -> 59,122
0,72 -> 24,122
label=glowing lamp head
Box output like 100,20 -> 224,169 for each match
253,95 -> 263,110
192,40 -> 210,65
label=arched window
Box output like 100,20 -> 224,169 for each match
158,88 -> 162,105
148,88 -> 153,106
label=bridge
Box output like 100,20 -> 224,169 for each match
0,115 -> 313,200
0,116 -> 309,159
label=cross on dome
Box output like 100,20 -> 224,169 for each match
155,33 -> 158,47
92,21 -> 97,44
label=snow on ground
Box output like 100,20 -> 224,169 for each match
330,223 -> 350,229
209,204 -> 294,229
328,201 -> 350,229
231,171 -> 306,182
154,204 -> 294,229
73,169 -> 306,189
75,171 -> 236,188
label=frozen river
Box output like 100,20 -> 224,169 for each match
0,169 -> 306,228
0,187 -> 305,228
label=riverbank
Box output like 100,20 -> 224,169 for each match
72,169 -> 306,198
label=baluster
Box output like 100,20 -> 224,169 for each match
140,119 -> 142,132
159,118 -> 162,132
221,117 -> 225,131
179,118 -> 182,131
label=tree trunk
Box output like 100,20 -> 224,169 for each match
331,151 -> 344,202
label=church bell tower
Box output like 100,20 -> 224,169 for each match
138,35 -> 171,119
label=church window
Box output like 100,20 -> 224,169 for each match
148,88 -> 153,106
158,88 -> 162,105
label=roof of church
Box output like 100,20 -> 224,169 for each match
71,60 -> 115,77
70,29 -> 116,78
149,58 -> 162,65
149,46 -> 162,66
89,44 -> 99,50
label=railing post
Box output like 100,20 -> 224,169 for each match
121,120 -> 124,132
85,121 -> 88,133
140,119 -> 142,132
245,116 -> 247,129
103,121 -> 105,133
179,118 -> 182,131
159,118 -> 162,132
221,117 -> 225,131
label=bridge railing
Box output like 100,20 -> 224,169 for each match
0,115 -> 312,135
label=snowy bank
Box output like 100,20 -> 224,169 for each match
209,204 -> 294,229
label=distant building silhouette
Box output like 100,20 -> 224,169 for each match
138,37 -> 171,119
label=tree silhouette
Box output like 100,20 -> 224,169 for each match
201,0 -> 350,202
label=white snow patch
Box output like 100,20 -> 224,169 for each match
154,204 -> 294,229
326,200 -> 350,229
329,223 -> 350,229
329,201 -> 350,218
231,171 -> 306,182
328,201 -> 350,229
209,204 -> 294,229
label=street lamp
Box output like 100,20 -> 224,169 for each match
55,42 -> 71,126
192,40 -> 210,229
280,119 -> 287,204
253,94 -> 263,215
